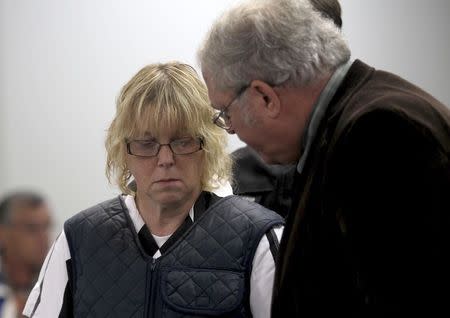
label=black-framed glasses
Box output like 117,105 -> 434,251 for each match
212,85 -> 249,130
126,137 -> 203,157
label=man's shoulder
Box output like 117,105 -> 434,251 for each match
329,61 -> 450,148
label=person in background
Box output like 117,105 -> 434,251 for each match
309,0 -> 342,28
231,0 -> 342,218
231,147 -> 295,217
198,0 -> 450,316
23,62 -> 284,318
0,191 -> 52,318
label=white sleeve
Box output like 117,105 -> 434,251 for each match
23,230 -> 71,317
250,225 -> 284,318
211,180 -> 233,197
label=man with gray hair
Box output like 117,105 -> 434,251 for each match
230,0 -> 342,219
198,0 -> 450,316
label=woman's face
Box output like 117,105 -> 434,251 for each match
126,126 -> 205,208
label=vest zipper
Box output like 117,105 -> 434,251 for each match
146,257 -> 158,317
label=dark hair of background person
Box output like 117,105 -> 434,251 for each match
310,0 -> 342,28
0,192 -> 45,226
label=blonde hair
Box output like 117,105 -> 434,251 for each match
105,62 -> 232,195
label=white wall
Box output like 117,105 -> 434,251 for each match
341,0 -> 450,104
1,0 -> 449,230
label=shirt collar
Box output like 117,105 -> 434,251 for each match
297,59 -> 353,174
123,194 -> 195,232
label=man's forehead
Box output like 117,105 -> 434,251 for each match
203,77 -> 233,109
202,72 -> 221,94
201,69 -> 211,84
12,203 -> 51,220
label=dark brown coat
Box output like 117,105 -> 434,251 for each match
272,60 -> 450,317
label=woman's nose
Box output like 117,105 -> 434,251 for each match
156,144 -> 175,167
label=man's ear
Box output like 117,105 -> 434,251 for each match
0,224 -> 8,245
250,80 -> 281,118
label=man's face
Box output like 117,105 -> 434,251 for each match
204,75 -> 298,164
205,76 -> 267,152
4,204 -> 52,269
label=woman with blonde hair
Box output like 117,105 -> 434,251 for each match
23,62 -> 283,318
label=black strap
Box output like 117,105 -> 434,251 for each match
265,228 -> 280,262
137,192 -> 219,256
138,226 -> 160,256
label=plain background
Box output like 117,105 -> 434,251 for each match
1,0 -> 449,233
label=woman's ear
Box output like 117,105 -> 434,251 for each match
250,80 -> 281,118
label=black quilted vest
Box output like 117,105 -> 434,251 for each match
64,195 -> 283,317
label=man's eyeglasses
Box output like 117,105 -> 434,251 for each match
126,137 -> 203,157
212,85 -> 249,130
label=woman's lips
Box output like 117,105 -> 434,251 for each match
154,178 -> 181,185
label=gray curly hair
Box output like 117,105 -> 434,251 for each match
198,0 -> 350,92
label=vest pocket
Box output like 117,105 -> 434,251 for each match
160,267 -> 245,316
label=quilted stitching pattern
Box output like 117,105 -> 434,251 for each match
163,196 -> 281,268
163,269 -> 243,310
66,198 -> 147,318
159,196 -> 284,316
65,196 -> 283,317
